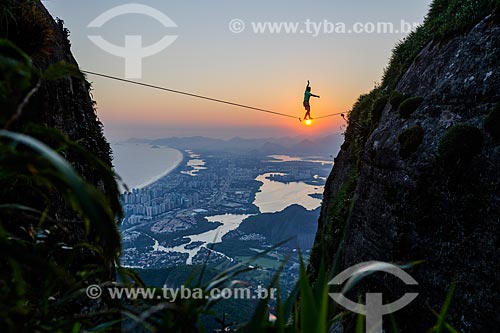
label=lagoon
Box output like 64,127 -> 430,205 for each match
253,173 -> 323,213
163,170 -> 325,263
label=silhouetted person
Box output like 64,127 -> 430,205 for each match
303,80 -> 320,120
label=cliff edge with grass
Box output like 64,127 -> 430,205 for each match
1,1 -> 123,331
309,1 -> 499,332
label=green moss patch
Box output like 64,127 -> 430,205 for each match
398,96 -> 424,118
371,95 -> 389,124
438,124 -> 483,164
390,91 -> 407,109
398,125 -> 424,158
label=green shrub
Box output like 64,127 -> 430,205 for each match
438,124 -> 483,164
398,125 -> 424,158
381,0 -> 498,90
426,0 -> 499,39
371,95 -> 389,123
382,26 -> 431,90
398,96 -> 424,118
390,91 -> 407,109
344,90 -> 381,146
484,103 -> 500,140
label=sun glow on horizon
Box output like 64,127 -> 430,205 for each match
50,0 -> 432,140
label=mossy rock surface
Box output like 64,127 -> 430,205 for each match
371,95 -> 389,123
398,125 -> 424,158
398,96 -> 424,118
484,103 -> 500,140
390,91 -> 407,109
438,124 -> 483,164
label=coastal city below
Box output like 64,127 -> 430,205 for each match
119,147 -> 333,271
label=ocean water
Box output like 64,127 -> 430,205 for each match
111,143 -> 183,190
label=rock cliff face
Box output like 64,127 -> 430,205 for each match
0,1 -> 121,327
19,2 -> 113,180
7,0 -> 116,263
311,13 -> 499,332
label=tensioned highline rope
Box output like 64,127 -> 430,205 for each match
82,70 -> 345,120
314,113 -> 345,119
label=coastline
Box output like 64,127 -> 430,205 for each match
120,151 -> 331,268
113,143 -> 184,191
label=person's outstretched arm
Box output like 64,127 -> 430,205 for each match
306,80 -> 310,89
312,93 -> 320,98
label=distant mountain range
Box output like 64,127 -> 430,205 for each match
124,133 -> 343,155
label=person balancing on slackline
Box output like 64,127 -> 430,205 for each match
302,80 -> 320,121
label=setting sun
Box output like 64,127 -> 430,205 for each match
305,119 -> 312,126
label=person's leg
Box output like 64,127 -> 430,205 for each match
304,102 -> 311,119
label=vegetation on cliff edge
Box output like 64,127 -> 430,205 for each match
310,0 -> 499,278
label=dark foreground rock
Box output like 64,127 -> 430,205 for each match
311,13 -> 500,333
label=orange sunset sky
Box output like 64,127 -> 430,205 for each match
42,0 -> 432,141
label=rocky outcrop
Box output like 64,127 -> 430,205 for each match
18,2 -> 113,180
0,0 -> 119,323
311,13 -> 499,332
